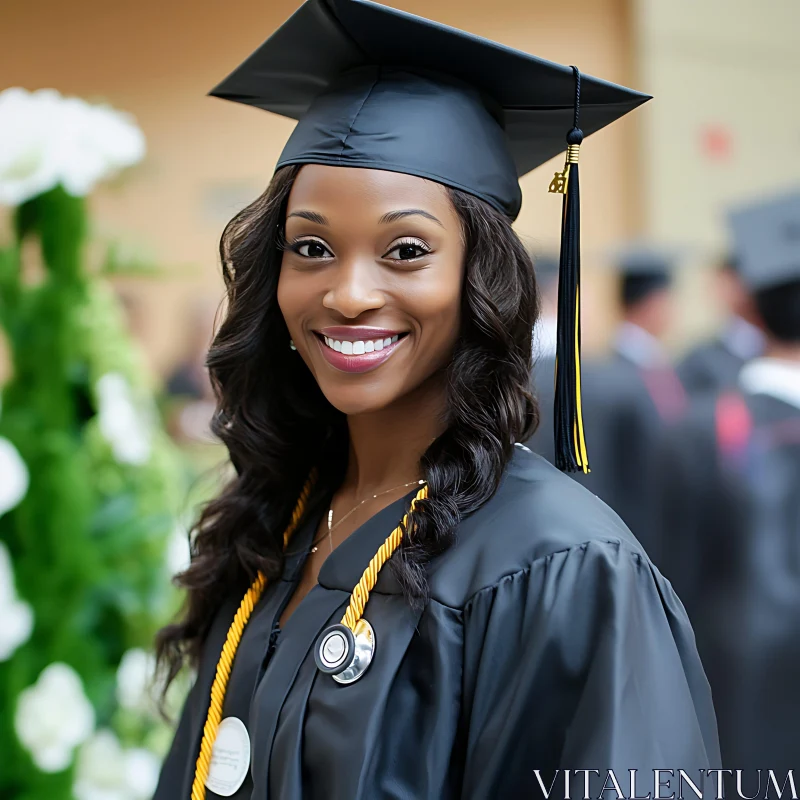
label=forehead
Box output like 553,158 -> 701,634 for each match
286,165 -> 454,216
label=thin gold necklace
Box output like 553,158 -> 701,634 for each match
312,479 -> 426,554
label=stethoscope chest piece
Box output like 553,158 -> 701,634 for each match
314,619 -> 375,684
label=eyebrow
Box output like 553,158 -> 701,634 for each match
287,210 -> 328,225
379,209 -> 444,228
286,208 -> 444,228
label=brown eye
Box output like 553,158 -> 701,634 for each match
385,239 -> 430,261
292,240 -> 333,259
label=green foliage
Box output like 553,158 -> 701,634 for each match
0,187 -> 186,798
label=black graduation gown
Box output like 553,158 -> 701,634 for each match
656,391 -> 800,774
676,338 -> 745,398
527,351 -> 684,564
155,446 -> 719,800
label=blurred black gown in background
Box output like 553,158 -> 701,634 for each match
677,317 -> 764,398
529,334 -> 685,566
656,372 -> 800,775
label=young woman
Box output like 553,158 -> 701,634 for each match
154,1 -> 720,798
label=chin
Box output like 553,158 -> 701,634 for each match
318,382 -> 403,417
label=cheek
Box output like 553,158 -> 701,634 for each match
412,258 -> 463,343
276,260 -> 306,328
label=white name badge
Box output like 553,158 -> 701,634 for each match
205,716 -> 251,797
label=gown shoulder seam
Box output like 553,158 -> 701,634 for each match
458,537 -> 646,611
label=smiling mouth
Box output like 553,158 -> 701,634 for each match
315,332 -> 408,355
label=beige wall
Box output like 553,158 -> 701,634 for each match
2,0 -> 639,374
634,0 -> 800,346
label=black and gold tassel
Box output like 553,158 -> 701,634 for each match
548,66 -> 589,473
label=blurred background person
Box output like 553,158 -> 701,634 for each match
582,246 -> 685,560
657,189 -> 800,776
529,244 -> 685,562
531,252 -> 559,362
527,252 -> 559,463
677,253 -> 765,397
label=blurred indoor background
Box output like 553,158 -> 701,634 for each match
1,1 -> 799,798
4,0 -> 799,381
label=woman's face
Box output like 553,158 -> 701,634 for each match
278,165 -> 465,416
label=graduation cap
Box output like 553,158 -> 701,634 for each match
728,190 -> 800,292
612,243 -> 680,308
210,0 -> 650,473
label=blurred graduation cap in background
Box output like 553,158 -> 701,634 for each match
728,189 -> 800,292
210,0 -> 650,472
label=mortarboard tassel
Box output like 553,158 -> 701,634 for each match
549,66 -> 590,473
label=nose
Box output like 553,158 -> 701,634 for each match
322,258 -> 386,318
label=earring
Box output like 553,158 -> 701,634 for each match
289,339 -> 297,351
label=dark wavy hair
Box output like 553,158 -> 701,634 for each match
155,165 -> 540,688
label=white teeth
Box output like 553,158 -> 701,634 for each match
321,334 -> 405,355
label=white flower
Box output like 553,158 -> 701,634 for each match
56,96 -> 145,197
123,747 -> 161,800
0,87 -> 145,207
0,88 -> 64,206
15,662 -> 95,772
73,731 -> 161,800
0,598 -> 33,661
115,648 -> 156,713
96,373 -> 152,466
0,436 -> 30,515
166,520 -> 192,576
73,730 -> 128,800
0,541 -> 34,661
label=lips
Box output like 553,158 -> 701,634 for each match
313,330 -> 409,374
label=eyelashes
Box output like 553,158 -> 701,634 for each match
289,238 -> 333,259
385,238 -> 431,261
286,236 -> 432,262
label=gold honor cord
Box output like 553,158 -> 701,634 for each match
191,474 -> 428,798
191,470 -> 317,800
341,482 -> 429,631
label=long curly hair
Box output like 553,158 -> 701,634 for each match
155,165 -> 540,688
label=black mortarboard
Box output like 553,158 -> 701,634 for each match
210,0 -> 650,472
614,244 -> 678,308
211,0 -> 647,221
728,190 -> 800,292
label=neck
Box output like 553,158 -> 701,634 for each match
765,340 -> 800,363
342,373 -> 447,498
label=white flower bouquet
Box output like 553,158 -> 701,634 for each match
0,90 -> 186,799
